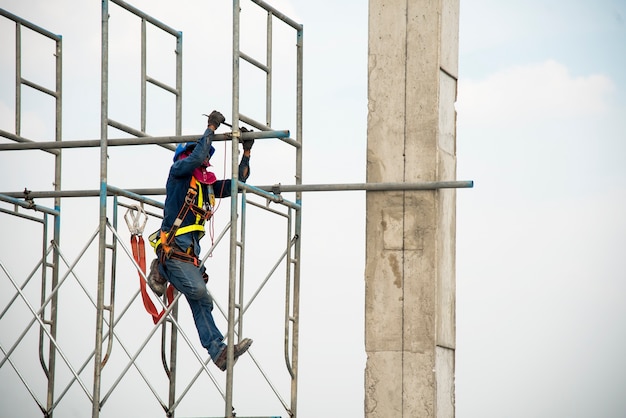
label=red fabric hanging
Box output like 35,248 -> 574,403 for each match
130,234 -> 174,324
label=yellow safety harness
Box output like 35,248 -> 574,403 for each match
149,176 -> 215,266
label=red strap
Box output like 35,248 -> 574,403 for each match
131,235 -> 174,324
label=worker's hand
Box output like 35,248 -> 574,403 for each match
240,126 -> 254,151
207,110 -> 225,130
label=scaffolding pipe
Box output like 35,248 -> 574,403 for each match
239,182 -> 300,210
170,29 -> 184,414
291,22 -> 304,418
226,0 -> 242,414
267,180 -> 475,192
92,1 -> 110,416
0,180 -> 474,202
20,78 -> 59,98
266,11 -> 272,126
0,193 -> 60,216
110,0 -> 179,36
15,23 -> 21,136
106,185 -> 165,209
249,0 -> 303,30
0,8 -> 62,40
240,51 -> 269,73
0,129 -> 291,150
237,193 -> 247,348
0,130 -> 60,155
141,18 -> 147,132
48,27 -> 63,416
0,206 -> 45,223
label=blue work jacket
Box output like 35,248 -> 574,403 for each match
160,128 -> 249,258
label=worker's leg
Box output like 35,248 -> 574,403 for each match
163,257 -> 226,359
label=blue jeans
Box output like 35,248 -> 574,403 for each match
160,257 -> 226,360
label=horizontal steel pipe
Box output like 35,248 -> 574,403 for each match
110,0 -> 179,36
249,0 -> 303,30
238,114 -> 301,148
146,76 -> 178,95
0,189 -> 163,199
0,8 -> 61,40
0,130 -> 290,151
240,52 -> 270,73
0,181 -> 473,201
238,182 -> 301,210
0,207 -> 45,223
107,119 -> 148,137
21,78 -> 59,98
0,130 -> 60,155
258,180 -> 475,193
0,193 -> 59,216
106,185 -> 164,209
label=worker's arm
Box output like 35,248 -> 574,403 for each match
170,128 -> 214,177
213,144 -> 253,198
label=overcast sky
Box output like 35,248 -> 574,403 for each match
457,1 -> 626,417
1,0 -> 625,417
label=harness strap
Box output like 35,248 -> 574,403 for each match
149,176 -> 214,266
131,234 -> 174,324
166,246 -> 200,267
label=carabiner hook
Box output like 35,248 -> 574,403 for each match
124,204 -> 148,236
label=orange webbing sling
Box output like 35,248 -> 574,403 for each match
130,234 -> 174,324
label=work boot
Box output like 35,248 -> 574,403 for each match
147,259 -> 167,296
214,338 -> 253,371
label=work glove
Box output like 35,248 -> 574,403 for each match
206,110 -> 225,129
240,126 -> 254,151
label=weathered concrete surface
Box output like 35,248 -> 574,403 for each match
366,0 -> 459,417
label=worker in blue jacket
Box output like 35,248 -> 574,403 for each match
149,110 -> 253,371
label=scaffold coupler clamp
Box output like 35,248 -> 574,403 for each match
269,183 -> 284,206
23,188 -> 35,209
125,204 -> 148,236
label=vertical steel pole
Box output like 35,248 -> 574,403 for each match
93,1 -> 109,416
237,194 -> 246,340
166,302 -> 179,418
141,18 -> 146,132
103,199 -> 118,367
175,31 -> 183,136
40,213 -> 53,416
265,12 -> 272,126
15,23 -> 21,136
291,26 -> 304,418
46,33 -> 63,418
168,29 -> 184,418
227,1 -> 241,416
53,34 -> 63,273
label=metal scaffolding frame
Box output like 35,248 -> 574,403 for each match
1,1 -> 304,416
0,2 -> 472,418
0,7 -> 63,417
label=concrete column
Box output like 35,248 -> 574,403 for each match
365,1 -> 459,417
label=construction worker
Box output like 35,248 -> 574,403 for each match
149,110 -> 253,371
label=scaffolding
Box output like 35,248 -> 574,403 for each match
0,2 -> 472,417
1,1 -> 303,417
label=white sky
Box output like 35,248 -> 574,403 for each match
457,1 -> 626,417
0,0 -> 625,417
